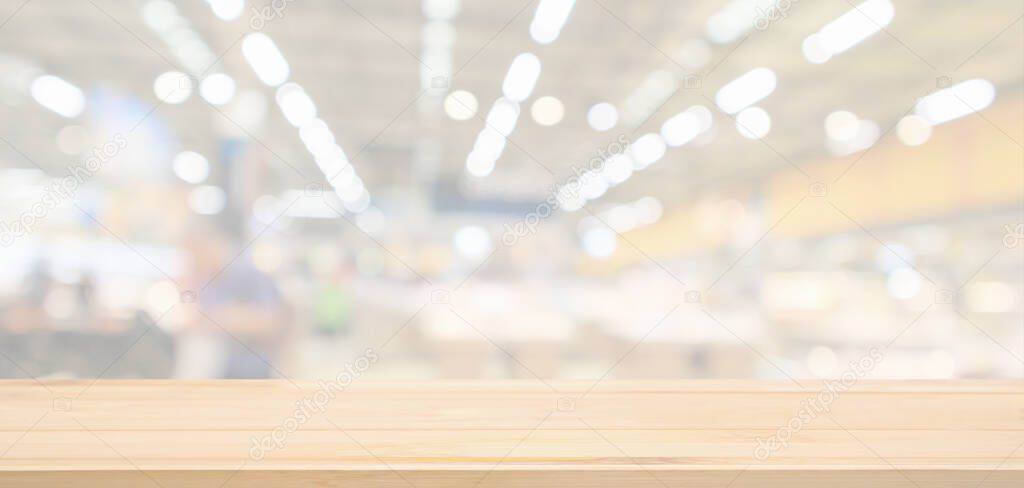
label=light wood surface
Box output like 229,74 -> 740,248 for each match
1,380 -> 1022,486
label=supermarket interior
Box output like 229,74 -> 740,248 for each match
0,0 -> 1021,381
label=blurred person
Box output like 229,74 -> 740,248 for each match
1,259 -> 53,333
178,219 -> 290,379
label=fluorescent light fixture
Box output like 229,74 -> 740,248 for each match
601,154 -> 634,186
804,0 -> 894,63
453,225 -> 493,261
199,73 -> 236,105
587,102 -> 618,131
529,0 -> 576,44
826,118 -> 880,156
629,133 -> 668,169
531,95 -> 564,126
735,106 -> 771,139
896,115 -> 932,146
422,0 -> 460,21
485,98 -> 520,136
473,127 -> 507,160
824,110 -> 860,141
153,71 -> 192,104
581,227 -> 617,259
704,0 -> 761,45
715,67 -> 776,114
556,185 -> 586,212
206,0 -> 244,21
242,33 -> 290,86
579,171 -> 609,200
444,90 -> 478,121
30,75 -> 85,118
275,83 -> 317,127
661,105 -> 711,147
501,53 -> 541,102
173,151 -> 210,184
466,151 -> 496,177
915,79 -> 995,125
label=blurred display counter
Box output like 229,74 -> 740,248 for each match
1,380 -> 1021,486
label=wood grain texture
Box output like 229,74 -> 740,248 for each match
0,380 -> 1022,487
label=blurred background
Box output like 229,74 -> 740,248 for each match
0,0 -> 1021,381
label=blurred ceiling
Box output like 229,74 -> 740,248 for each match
0,0 -> 1020,212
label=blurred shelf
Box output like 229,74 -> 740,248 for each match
1,380 -> 1022,487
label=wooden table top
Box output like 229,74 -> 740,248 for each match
1,380 -> 1022,487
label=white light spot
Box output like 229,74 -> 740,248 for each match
530,95 -> 564,126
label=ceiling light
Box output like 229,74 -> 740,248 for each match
915,79 -> 995,125
715,67 -> 776,114
823,116 -> 880,153
206,0 -> 244,21
242,33 -> 290,86
473,128 -> 507,160
587,102 -> 618,131
804,0 -> 894,63
485,98 -> 520,136
579,172 -> 609,200
629,133 -> 667,169
466,151 -> 496,177
422,0 -> 460,21
501,53 -> 541,102
530,95 -> 564,126
824,110 -> 860,141
199,73 -> 236,105
30,75 -> 85,118
581,227 -> 617,258
173,151 -> 210,184
453,225 -> 493,261
275,83 -> 317,127
661,106 -> 710,147
601,154 -> 634,186
896,115 -> 932,146
556,186 -> 586,212
633,196 -> 663,225
529,0 -> 576,44
735,106 -> 771,139
444,90 -> 478,120
142,1 -> 178,33
154,71 -> 192,104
